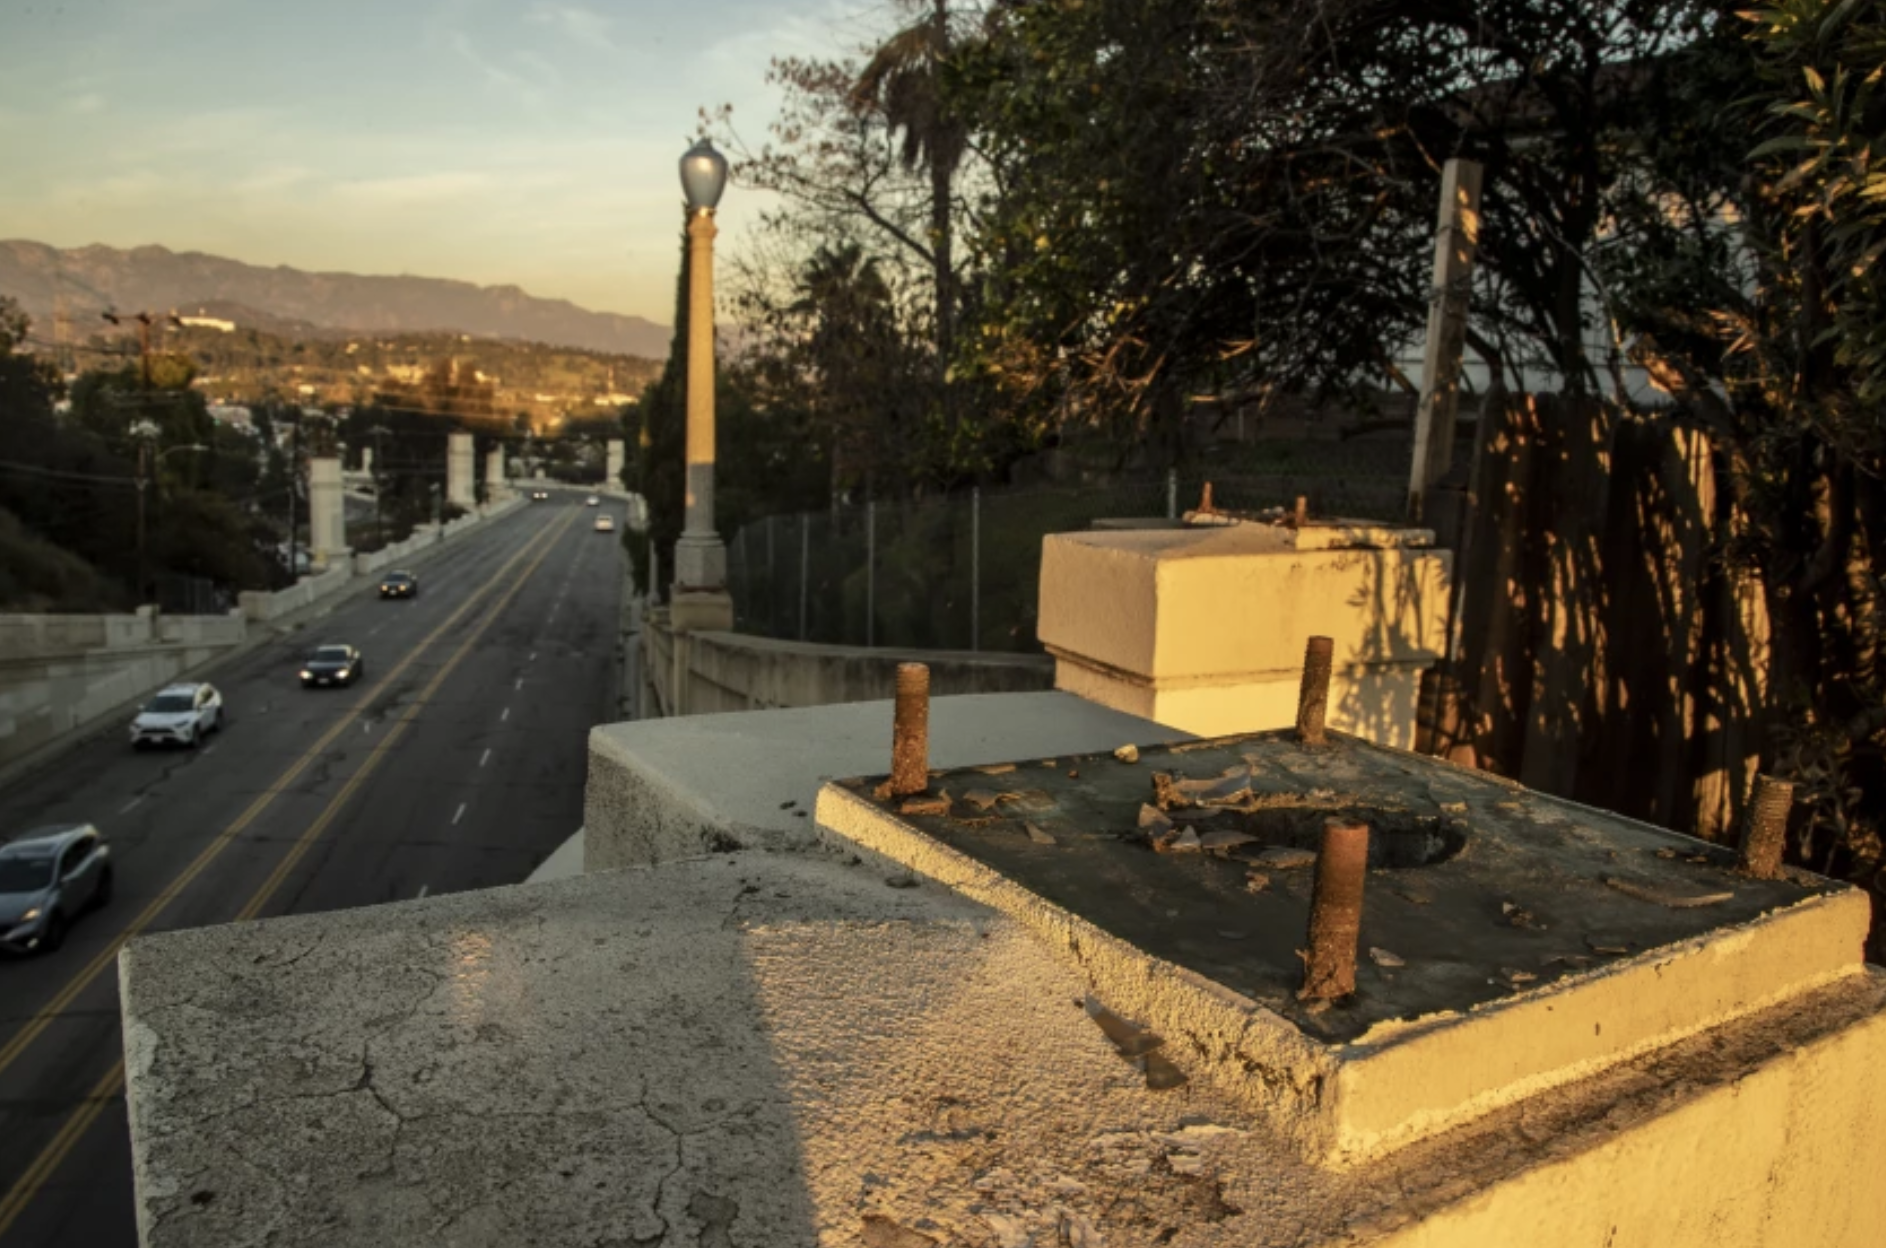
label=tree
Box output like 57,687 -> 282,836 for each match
1601,0 -> 1885,887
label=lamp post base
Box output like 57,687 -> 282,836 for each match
669,587 -> 733,634
674,532 -> 727,592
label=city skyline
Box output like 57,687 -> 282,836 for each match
0,0 -> 874,322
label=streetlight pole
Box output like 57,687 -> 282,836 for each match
670,138 -> 735,634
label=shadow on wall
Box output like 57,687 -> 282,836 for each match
1332,543 -> 1450,750
1446,393 -> 1767,842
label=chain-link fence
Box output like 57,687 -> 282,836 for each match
722,452 -> 1411,653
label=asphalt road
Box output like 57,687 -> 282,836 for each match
0,495 -> 627,1247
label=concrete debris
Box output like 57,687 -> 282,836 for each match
1602,875 -> 1734,909
1059,1209 -> 1103,1247
1025,822 -> 1057,846
1199,830 -> 1257,851
1113,744 -> 1140,763
900,794 -> 951,817
1244,871 -> 1271,893
1138,804 -> 1174,832
1250,846 -> 1317,869
1369,947 -> 1406,968
1500,967 -> 1538,985
979,1211 -> 1032,1248
1152,827 -> 1202,855
974,763 -> 1018,775
1501,901 -> 1543,929
963,789 -> 1004,811
1586,938 -> 1632,956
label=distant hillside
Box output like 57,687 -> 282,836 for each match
0,240 -> 671,358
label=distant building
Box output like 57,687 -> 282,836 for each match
178,315 -> 236,333
208,405 -> 254,430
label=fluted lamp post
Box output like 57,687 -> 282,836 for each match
669,137 -> 735,634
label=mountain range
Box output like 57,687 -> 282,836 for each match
0,240 -> 672,359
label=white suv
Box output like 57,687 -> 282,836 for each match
129,682 -> 223,749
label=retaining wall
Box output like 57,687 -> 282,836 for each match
641,608 -> 1053,718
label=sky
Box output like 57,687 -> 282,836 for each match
0,0 -> 891,322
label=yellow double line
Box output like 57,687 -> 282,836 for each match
0,507 -> 577,1239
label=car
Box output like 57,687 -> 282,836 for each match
300,644 -> 364,688
129,682 -> 223,749
531,490 -> 550,501
586,495 -> 600,506
379,570 -> 418,599
594,514 -> 615,533
0,825 -> 113,955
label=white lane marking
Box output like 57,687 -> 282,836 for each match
529,652 -> 537,662
118,796 -> 145,815
201,743 -> 218,756
479,747 -> 492,768
452,803 -> 467,826
362,722 -> 371,734
514,677 -> 523,691
418,884 -> 430,898
367,623 -> 386,636
500,707 -> 511,723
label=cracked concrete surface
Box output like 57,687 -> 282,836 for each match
121,843 -> 1886,1247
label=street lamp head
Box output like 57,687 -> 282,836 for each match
679,139 -> 729,214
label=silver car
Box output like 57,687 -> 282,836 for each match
0,824 -> 113,955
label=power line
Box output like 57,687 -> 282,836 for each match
0,459 -> 138,488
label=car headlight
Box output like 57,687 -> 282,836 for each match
18,908 -> 40,925
300,669 -> 313,679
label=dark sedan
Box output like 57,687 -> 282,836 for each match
0,825 -> 113,955
379,570 -> 418,599
300,644 -> 364,688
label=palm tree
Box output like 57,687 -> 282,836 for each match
851,0 -> 967,375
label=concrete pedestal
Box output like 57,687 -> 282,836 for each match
446,432 -> 475,510
605,438 -> 625,487
1038,521 -> 1451,748
673,533 -> 726,593
306,456 -> 347,569
484,447 -> 506,501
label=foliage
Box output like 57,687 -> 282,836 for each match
1598,0 -> 1886,895
0,295 -> 275,607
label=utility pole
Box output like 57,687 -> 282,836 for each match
288,408 -> 302,580
136,438 -> 151,604
1407,158 -> 1484,523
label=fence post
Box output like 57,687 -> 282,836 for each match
971,486 -> 981,652
799,512 -> 810,641
1166,468 -> 1178,519
866,498 -> 877,648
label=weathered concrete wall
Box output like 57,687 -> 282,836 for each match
642,608 -> 1053,718
0,607 -> 247,766
1039,523 -> 1452,748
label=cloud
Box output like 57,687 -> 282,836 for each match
327,171 -> 496,211
69,93 -> 107,115
526,3 -> 617,53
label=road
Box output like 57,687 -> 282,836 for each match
0,495 -> 626,1247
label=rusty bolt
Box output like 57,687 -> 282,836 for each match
1294,495 -> 1309,528
1738,774 -> 1794,880
1198,482 -> 1216,513
1300,817 -> 1370,1002
890,662 -> 931,797
1296,636 -> 1334,746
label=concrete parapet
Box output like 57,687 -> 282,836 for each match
1039,522 -> 1451,748
585,692 -> 1188,870
641,610 -> 1053,718
119,691 -> 1886,1248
